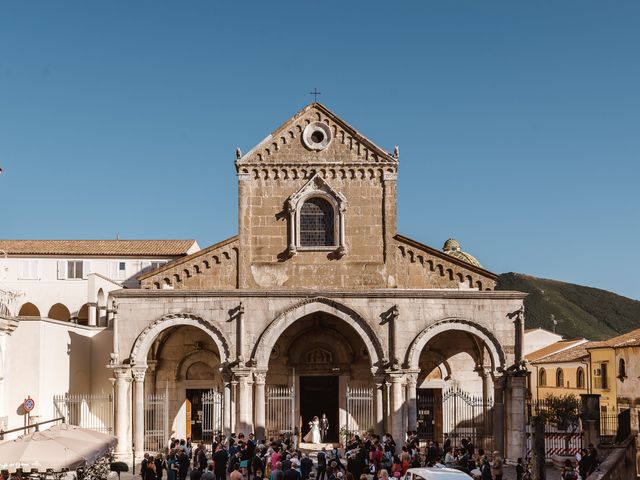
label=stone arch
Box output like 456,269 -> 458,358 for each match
130,313 -> 231,367
252,297 -> 384,369
405,318 -> 506,373
175,348 -> 221,381
18,302 -> 40,317
287,328 -> 355,365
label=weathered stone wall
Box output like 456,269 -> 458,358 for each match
140,237 -> 238,290
113,290 -> 522,374
236,103 -> 397,289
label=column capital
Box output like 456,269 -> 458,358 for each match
111,366 -> 132,381
405,372 -> 419,387
132,368 -> 146,382
386,372 -> 405,383
253,371 -> 267,385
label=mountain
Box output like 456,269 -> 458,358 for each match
496,273 -> 640,341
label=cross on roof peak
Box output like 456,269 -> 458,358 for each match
309,88 -> 321,102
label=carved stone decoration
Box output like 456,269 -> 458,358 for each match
270,345 -> 280,360
306,347 -> 332,364
285,173 -> 348,257
302,122 -> 332,151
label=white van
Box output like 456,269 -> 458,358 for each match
403,467 -> 472,480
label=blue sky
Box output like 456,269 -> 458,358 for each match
1,1 -> 639,299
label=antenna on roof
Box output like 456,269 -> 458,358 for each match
550,314 -> 563,333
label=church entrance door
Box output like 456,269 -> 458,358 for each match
300,375 -> 338,443
186,388 -> 206,441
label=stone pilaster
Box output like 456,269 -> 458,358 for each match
505,373 -> 526,462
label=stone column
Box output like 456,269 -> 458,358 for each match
389,374 -> 405,443
492,376 -> 505,458
0,317 -> 18,427
88,302 -> 97,327
506,374 -> 526,462
132,368 -> 146,454
374,377 -> 385,435
236,372 -> 253,434
230,379 -> 238,434
406,373 -> 418,432
223,377 -> 232,438
338,204 -> 347,255
254,372 -> 266,440
113,367 -> 132,459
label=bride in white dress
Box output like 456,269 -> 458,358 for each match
303,415 -> 322,443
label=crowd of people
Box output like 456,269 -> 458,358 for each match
137,431 -> 598,480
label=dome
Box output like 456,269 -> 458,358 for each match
442,238 -> 483,268
443,238 -> 461,252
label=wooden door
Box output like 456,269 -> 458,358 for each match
186,399 -> 192,438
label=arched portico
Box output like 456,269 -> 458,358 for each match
123,313 -> 232,454
130,313 -> 231,367
404,318 -> 509,454
405,318 -> 506,372
252,297 -> 384,369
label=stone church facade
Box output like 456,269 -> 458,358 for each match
109,103 -> 527,460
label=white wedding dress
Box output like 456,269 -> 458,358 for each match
303,419 -> 322,443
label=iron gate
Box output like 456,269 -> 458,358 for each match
346,386 -> 375,436
417,388 -> 493,450
266,385 -> 295,439
202,390 -> 224,442
53,393 -> 113,434
144,393 -> 168,453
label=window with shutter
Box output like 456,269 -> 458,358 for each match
57,260 -> 67,280
18,260 -> 39,280
82,261 -> 91,279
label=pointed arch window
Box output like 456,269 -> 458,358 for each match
556,368 -> 564,387
539,368 -> 546,387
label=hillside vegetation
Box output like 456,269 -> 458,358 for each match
496,273 -> 640,341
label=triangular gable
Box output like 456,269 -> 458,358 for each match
236,103 -> 398,166
286,173 -> 347,210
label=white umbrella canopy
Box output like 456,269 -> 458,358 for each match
0,423 -> 117,473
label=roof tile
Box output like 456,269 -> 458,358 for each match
0,240 -> 197,257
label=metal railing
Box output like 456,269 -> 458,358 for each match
0,417 -> 65,440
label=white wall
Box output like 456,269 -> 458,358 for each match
1,256 -> 174,320
524,328 -> 563,355
2,318 -> 113,436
